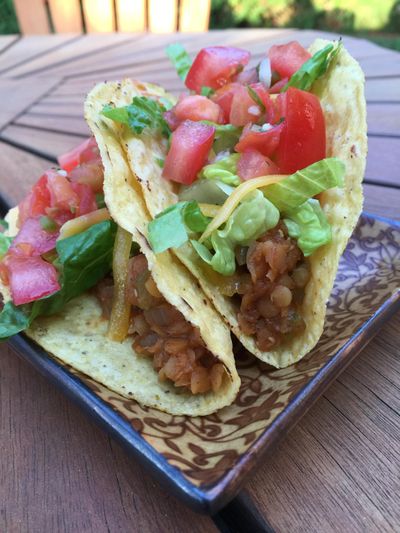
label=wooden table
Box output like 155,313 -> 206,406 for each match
0,29 -> 399,532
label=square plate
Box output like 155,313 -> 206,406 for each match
8,213 -> 400,513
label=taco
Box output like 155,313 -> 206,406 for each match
0,132 -> 239,416
99,38 -> 367,368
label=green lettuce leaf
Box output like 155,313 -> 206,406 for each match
284,41 -> 342,92
0,220 -> 117,340
264,158 -> 344,212
192,190 -> 279,275
284,199 -> 331,256
201,122 -> 242,153
166,43 -> 192,81
199,153 -> 240,186
102,96 -> 170,137
179,179 -> 234,204
148,201 -> 210,253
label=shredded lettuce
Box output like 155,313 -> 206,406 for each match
201,122 -> 242,153
192,191 -> 279,275
179,180 -> 234,204
284,199 -> 331,256
284,41 -> 342,92
148,201 -> 210,254
0,220 -> 117,340
264,158 -> 344,212
102,96 -> 170,137
199,153 -> 240,186
166,43 -> 192,81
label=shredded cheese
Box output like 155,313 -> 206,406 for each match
199,203 -> 221,218
58,208 -> 110,240
199,174 -> 287,242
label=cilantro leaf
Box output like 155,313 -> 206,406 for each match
102,96 -> 170,137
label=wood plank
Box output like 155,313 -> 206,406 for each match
148,0 -> 178,33
0,35 -> 79,76
82,0 -> 115,33
363,184 -> 400,220
116,0 -> 146,32
367,103 -> 400,136
179,0 -> 210,32
366,78 -> 400,102
2,34 -> 133,79
0,35 -> 19,54
0,77 -> 61,130
48,0 -> 83,33
244,314 -> 400,532
365,136 -> 400,185
14,113 -> 90,136
13,0 -> 49,34
360,53 -> 400,78
0,125 -> 86,161
0,346 -> 218,533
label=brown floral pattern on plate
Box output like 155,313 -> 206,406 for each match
62,214 -> 400,486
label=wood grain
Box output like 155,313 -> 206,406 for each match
13,0 -> 49,34
48,0 -> 83,33
0,346 -> 217,533
179,0 -> 211,32
116,0 -> 147,32
245,314 -> 400,533
82,0 -> 115,33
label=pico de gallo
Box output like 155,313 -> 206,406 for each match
103,39 -> 344,352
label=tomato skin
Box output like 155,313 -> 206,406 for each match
229,85 -> 262,126
185,46 -> 250,93
46,170 -> 79,212
58,137 -> 100,173
269,77 -> 288,94
18,174 -> 51,227
275,87 -> 326,174
69,162 -> 104,193
234,67 -> 258,85
163,120 -> 215,185
9,217 -> 59,257
70,183 -> 97,216
237,149 -> 280,181
235,122 -> 284,157
165,95 -> 223,131
268,41 -> 311,80
211,83 -> 241,123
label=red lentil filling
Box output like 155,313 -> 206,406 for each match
215,223 -> 308,351
94,254 -> 225,394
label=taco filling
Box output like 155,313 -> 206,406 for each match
99,38 -> 365,366
0,135 -> 234,400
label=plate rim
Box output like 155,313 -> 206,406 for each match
5,212 -> 400,514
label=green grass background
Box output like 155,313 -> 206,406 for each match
0,0 -> 399,51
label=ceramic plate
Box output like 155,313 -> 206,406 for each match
8,213 -> 400,513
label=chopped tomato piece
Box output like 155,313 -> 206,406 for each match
185,46 -> 250,93
46,170 -> 79,212
58,137 -> 100,173
230,85 -> 261,126
269,77 -> 289,94
18,174 -> 51,227
69,162 -> 104,193
235,122 -> 284,157
70,183 -> 97,217
268,41 -> 311,80
275,87 -> 326,173
211,83 -> 241,123
174,95 -> 223,124
234,67 -> 258,85
237,150 -> 280,181
162,120 -> 215,185
5,255 -> 60,305
9,217 -> 59,257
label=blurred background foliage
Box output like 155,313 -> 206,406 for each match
0,0 -> 399,50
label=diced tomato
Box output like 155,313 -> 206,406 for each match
69,162 -> 104,193
9,217 -> 59,257
18,174 -> 51,227
269,77 -> 289,94
229,85 -> 261,126
237,149 -> 280,181
268,41 -> 311,80
165,95 -> 224,131
162,120 -> 215,185
5,255 -> 60,305
211,83 -> 241,123
46,170 -> 79,212
235,122 -> 284,157
70,183 -> 97,216
185,47 -> 250,93
58,137 -> 100,173
275,87 -> 326,173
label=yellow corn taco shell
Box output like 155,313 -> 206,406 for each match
87,39 -> 367,369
